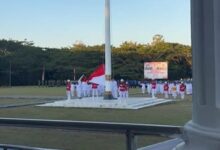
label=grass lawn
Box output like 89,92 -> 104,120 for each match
0,86 -> 192,150
0,100 -> 192,125
0,86 -> 66,96
0,126 -> 169,150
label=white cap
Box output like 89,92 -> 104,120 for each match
67,79 -> 70,82
120,79 -> 124,82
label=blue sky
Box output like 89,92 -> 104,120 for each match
0,0 -> 190,48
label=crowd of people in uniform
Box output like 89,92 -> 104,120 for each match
66,78 -> 192,100
65,78 -> 128,100
140,80 -> 192,99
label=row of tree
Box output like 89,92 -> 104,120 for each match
0,35 -> 192,86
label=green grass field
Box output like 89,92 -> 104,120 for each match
0,86 -> 192,150
0,86 -> 66,96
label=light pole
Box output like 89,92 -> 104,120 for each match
104,0 -> 113,100
41,48 -> 47,86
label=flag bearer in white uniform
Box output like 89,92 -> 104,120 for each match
163,82 -> 169,99
66,79 -> 71,100
172,83 -> 177,99
92,83 -> 99,99
118,79 -> 126,99
76,81 -> 82,99
71,82 -> 76,98
179,82 -> 186,99
140,81 -> 146,95
111,79 -> 118,99
151,79 -> 157,99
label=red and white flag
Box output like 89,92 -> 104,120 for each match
88,64 -> 105,85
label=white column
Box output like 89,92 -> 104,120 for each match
104,0 -> 113,99
175,0 -> 220,149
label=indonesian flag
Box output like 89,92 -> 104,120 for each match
88,64 -> 105,85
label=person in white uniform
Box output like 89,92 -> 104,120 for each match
140,82 -> 146,95
76,81 -> 82,99
71,82 -> 76,98
111,79 -> 118,99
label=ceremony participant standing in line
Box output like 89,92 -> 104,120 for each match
163,81 -> 169,98
147,82 -> 151,95
186,80 -> 193,95
125,81 -> 129,98
168,82 -> 174,95
66,79 -> 71,100
111,79 -> 118,99
159,82 -> 164,94
71,81 -> 75,98
176,81 -> 180,95
98,84 -> 102,96
157,81 -> 161,94
151,79 -> 157,98
91,83 -> 99,99
76,81 -> 82,99
86,83 -> 91,97
140,81 -> 146,95
179,82 -> 186,99
82,77 -> 88,97
171,82 -> 177,99
118,79 -> 126,99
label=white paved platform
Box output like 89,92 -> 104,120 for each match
38,97 -> 173,110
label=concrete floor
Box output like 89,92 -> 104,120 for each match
39,97 -> 173,110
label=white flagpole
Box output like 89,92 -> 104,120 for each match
104,0 -> 113,99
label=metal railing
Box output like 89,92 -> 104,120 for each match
0,118 -> 183,150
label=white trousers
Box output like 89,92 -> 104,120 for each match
142,88 -> 145,94
92,89 -> 98,98
77,89 -> 81,98
71,90 -> 75,97
151,89 -> 156,98
119,91 -> 126,99
125,91 -> 129,98
164,91 -> 169,99
66,91 -> 71,100
180,91 -> 185,99
112,89 -> 118,98
83,90 -> 87,97
172,92 -> 177,99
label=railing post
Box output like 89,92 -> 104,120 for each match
126,130 -> 137,150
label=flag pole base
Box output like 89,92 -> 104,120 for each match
103,91 -> 114,100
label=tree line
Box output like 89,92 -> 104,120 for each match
0,35 -> 192,86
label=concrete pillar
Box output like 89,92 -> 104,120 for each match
175,0 -> 220,149
104,0 -> 113,99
